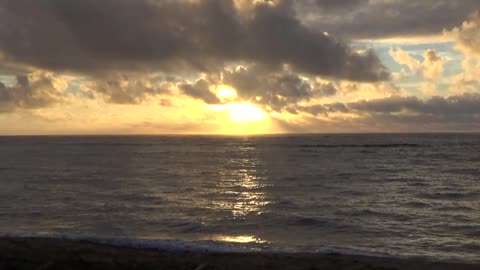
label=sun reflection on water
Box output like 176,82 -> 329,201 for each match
213,235 -> 266,244
211,143 -> 270,218
207,140 -> 270,243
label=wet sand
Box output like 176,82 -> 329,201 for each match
0,237 -> 478,270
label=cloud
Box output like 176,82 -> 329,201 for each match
179,79 -> 220,104
447,12 -> 480,55
390,48 -> 420,73
0,0 -> 389,82
302,0 -> 480,39
314,0 -> 367,11
85,74 -> 172,104
170,63 -> 341,111
296,102 -> 348,116
306,94 -> 480,116
282,93 -> 480,132
421,49 -> 444,80
449,78 -> 480,96
223,65 -> 314,109
446,13 -> 480,84
0,72 -> 63,113
317,82 -> 337,96
389,48 -> 443,80
338,81 -> 401,101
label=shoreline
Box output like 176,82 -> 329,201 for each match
0,237 -> 478,270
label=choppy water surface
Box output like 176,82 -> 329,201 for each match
0,134 -> 479,262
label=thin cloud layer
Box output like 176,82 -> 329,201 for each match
348,94 -> 480,116
292,94 -> 480,117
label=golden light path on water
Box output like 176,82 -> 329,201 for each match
209,138 -> 270,244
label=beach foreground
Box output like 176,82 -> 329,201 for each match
0,238 -> 478,270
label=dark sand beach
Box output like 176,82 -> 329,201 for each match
0,237 -> 478,270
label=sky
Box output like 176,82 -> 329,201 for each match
0,0 -> 480,135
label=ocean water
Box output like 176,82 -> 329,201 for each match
0,134 -> 479,262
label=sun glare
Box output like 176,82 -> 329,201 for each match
209,102 -> 272,134
228,103 -> 266,122
216,85 -> 238,101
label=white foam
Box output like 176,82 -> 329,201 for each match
2,234 -> 254,253
3,234 -> 479,264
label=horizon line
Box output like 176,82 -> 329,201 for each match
1,131 -> 479,137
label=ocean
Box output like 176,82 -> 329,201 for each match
0,134 -> 479,262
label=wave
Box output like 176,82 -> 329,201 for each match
12,235 -> 249,253
167,221 -> 207,233
465,230 -> 480,237
417,191 -> 480,200
299,143 -> 424,148
402,201 -> 431,208
269,200 -> 299,209
2,235 -> 480,264
0,235 -> 389,258
443,168 -> 480,175
287,217 -> 332,227
460,243 -> 480,252
341,209 -> 412,221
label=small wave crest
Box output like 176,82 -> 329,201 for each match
300,143 -> 424,148
417,191 -> 480,200
2,235 -> 250,253
167,221 -> 207,233
287,217 -> 332,227
402,201 -> 431,208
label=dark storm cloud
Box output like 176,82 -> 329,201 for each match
0,0 -> 389,82
317,82 -> 337,96
315,0 -> 367,10
301,0 -> 480,39
179,79 -> 220,104
0,74 -> 60,112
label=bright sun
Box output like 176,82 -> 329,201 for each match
216,85 -> 238,101
209,102 -> 271,134
228,103 -> 266,122
209,85 -> 270,134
